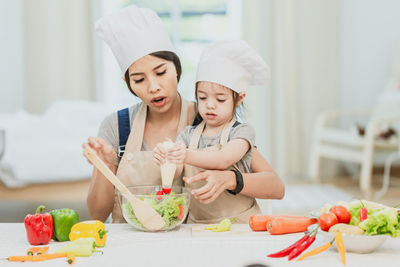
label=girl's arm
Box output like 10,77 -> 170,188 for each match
185,138 -> 250,170
184,147 -> 285,203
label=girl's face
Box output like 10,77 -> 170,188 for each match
196,81 -> 244,127
126,55 -> 179,113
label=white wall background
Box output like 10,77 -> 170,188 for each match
0,0 -> 24,113
340,0 -> 400,111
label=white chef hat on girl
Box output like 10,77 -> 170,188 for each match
196,40 -> 270,93
95,5 -> 175,74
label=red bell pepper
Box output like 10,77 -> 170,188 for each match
24,205 -> 53,245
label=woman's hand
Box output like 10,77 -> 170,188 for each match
153,143 -> 167,165
82,137 -> 116,169
166,141 -> 186,165
183,170 -> 236,204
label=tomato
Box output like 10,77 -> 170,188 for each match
156,190 -> 164,200
162,187 -> 171,194
177,204 -> 184,220
318,212 -> 338,231
360,207 -> 368,222
330,205 -> 351,224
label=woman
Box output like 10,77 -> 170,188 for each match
84,5 -> 284,223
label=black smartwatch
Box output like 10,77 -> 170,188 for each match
227,169 -> 244,195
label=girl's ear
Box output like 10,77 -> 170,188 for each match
122,76 -> 126,82
236,92 -> 246,107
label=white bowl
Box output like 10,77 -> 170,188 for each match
319,229 -> 388,254
309,209 -> 389,253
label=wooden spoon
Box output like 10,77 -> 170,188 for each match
83,147 -> 165,231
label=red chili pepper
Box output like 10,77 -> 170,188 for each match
288,235 -> 316,260
267,234 -> 310,258
360,207 -> 368,222
24,205 -> 53,245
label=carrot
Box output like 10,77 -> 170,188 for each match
27,246 -> 49,255
267,217 -> 317,235
249,215 -> 316,231
335,232 -> 346,265
8,253 -> 67,262
249,215 -> 270,231
296,239 -> 334,261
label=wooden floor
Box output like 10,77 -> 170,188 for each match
0,179 -> 90,201
0,175 -> 399,222
0,180 -> 91,222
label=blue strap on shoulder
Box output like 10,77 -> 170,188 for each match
117,108 -> 130,157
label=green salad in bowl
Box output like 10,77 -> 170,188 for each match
117,185 -> 190,231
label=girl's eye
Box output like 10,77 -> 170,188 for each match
198,97 -> 206,101
133,78 -> 144,83
156,70 -> 166,76
217,99 -> 226,103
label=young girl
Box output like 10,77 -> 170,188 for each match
154,40 -> 280,224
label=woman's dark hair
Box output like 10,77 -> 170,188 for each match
192,85 -> 243,126
124,51 -> 182,96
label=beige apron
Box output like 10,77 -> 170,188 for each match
185,119 -> 261,224
112,98 -> 190,223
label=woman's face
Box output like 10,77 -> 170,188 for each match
196,81 -> 237,127
127,55 -> 179,113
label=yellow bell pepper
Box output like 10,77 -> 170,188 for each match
69,220 -> 107,246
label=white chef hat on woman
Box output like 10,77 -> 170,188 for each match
196,40 -> 270,94
95,5 -> 175,74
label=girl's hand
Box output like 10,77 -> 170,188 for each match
153,143 -> 167,165
166,141 -> 186,164
183,170 -> 236,204
82,137 -> 116,169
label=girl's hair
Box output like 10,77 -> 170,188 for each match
192,86 -> 243,126
124,51 -> 182,96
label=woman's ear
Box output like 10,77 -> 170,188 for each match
122,76 -> 126,82
236,92 -> 246,106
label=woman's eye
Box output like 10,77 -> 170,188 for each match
217,99 -> 226,103
198,97 -> 206,101
133,78 -> 144,83
156,70 -> 166,76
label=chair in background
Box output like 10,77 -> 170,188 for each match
309,81 -> 400,199
375,129 -> 400,200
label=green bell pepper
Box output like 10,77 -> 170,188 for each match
50,208 -> 80,242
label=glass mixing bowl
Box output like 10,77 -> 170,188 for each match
117,185 -> 190,232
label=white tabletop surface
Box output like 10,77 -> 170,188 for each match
0,223 -> 399,267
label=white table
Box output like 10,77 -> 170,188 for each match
0,223 -> 399,267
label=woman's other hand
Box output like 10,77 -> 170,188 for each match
183,170 -> 236,204
82,137 -> 116,169
153,143 -> 167,165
